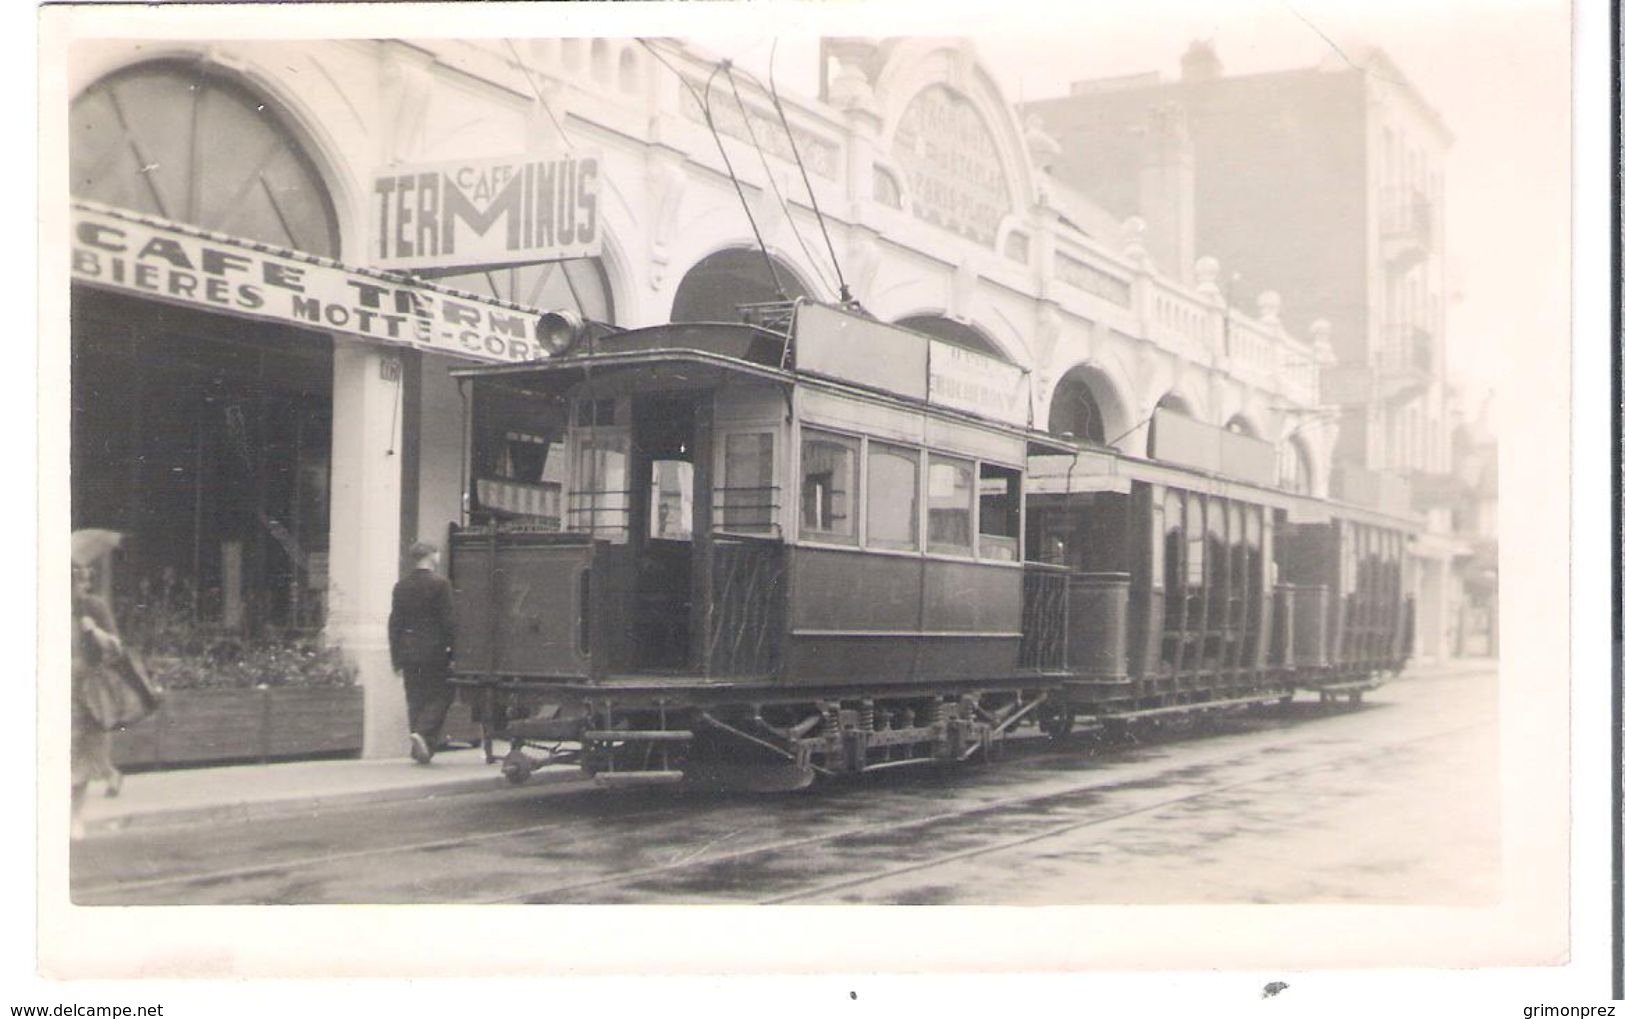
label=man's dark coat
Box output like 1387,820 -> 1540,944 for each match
388,567 -> 454,671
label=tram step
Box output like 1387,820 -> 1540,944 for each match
581,730 -> 694,742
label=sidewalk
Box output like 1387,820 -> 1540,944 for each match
76,656 -> 1497,836
78,745 -> 584,837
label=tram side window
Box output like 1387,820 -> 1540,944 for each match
927,454 -> 974,556
1185,495 -> 1206,592
1162,490 -> 1183,594
978,463 -> 1021,562
866,442 -> 920,551
567,430 -> 630,540
718,432 -> 775,535
800,430 -> 859,545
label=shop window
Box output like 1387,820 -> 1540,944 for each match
978,463 -> 1021,562
648,459 -> 693,541
800,429 -> 858,544
866,442 -> 919,551
927,454 -> 974,556
567,429 -> 630,540
718,432 -> 776,535
72,296 -> 333,640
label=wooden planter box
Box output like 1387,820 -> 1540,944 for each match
110,686 -> 363,769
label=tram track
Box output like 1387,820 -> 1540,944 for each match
71,692 -> 1488,905
487,714 -> 1489,905
70,796 -> 692,901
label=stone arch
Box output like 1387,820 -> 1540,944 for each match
71,56 -> 346,257
893,313 -> 1010,362
670,246 -> 816,323
1279,434 -> 1315,495
1047,361 -> 1135,448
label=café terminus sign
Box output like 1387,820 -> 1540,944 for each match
371,151 -> 604,271
70,203 -> 548,364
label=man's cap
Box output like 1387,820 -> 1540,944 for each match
407,541 -> 439,561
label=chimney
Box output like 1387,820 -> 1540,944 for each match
1180,39 -> 1223,83
1137,104 -> 1196,282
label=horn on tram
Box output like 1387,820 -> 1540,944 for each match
537,309 -> 587,356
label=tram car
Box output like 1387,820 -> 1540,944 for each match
446,302 -> 1413,788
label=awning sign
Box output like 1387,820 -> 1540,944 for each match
371,151 -> 603,271
70,203 -> 548,363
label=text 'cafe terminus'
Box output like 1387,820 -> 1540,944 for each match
65,40 -> 1378,758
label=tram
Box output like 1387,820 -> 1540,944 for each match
446,302 -> 1414,788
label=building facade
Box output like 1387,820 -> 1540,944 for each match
68,36 -> 1340,756
1023,41 -> 1470,662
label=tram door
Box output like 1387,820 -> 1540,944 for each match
630,393 -> 700,670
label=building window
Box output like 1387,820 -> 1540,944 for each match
926,454 -> 975,556
873,166 -> 902,209
978,463 -> 1021,561
800,429 -> 858,544
866,442 -> 919,551
718,431 -> 776,535
71,61 -> 339,256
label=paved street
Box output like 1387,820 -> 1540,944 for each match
70,664 -> 1497,906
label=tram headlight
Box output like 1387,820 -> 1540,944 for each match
537,309 -> 586,357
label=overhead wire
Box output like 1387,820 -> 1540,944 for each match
722,64 -> 837,297
763,41 -> 852,304
637,37 -> 787,302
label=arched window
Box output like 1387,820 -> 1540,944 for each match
435,259 -> 616,325
672,248 -> 811,323
71,60 -> 339,256
618,47 -> 640,92
894,314 -> 1007,362
1047,374 -> 1106,445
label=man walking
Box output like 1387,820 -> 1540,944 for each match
388,541 -> 455,764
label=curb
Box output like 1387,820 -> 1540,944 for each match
83,765 -> 592,837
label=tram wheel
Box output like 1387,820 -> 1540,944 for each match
1039,706 -> 1076,738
